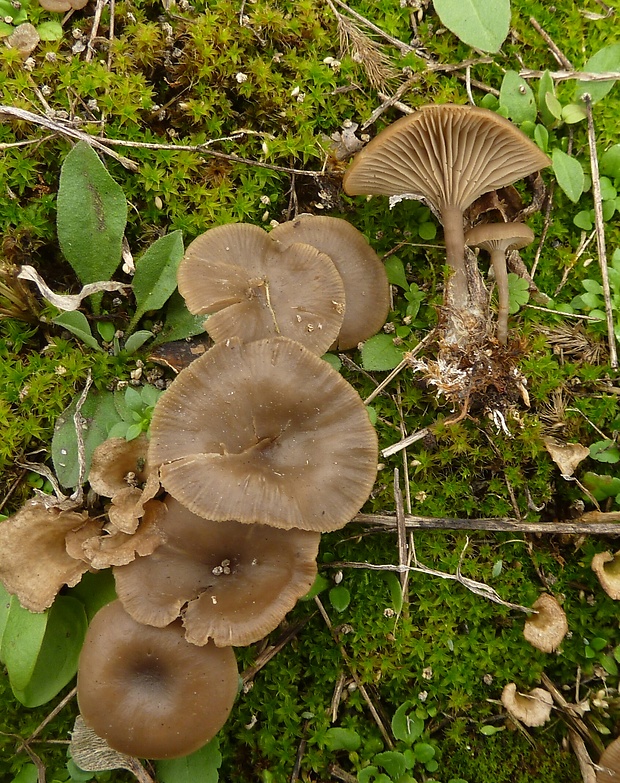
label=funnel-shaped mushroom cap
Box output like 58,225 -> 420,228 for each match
114,496 -> 320,647
343,104 -> 550,211
177,223 -> 346,355
597,736 -> 620,782
465,222 -> 535,253
77,601 -> 238,759
501,683 -> 553,727
89,435 -> 151,498
523,593 -> 568,653
270,215 -> 390,350
149,336 -> 378,532
592,551 -> 620,600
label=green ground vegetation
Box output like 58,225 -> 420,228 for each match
2,0 -> 620,781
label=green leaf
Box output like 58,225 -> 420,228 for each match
574,210 -> 593,231
36,21 -> 63,40
0,0 -> 26,23
534,124 -> 549,152
552,149 -> 585,203
300,573 -> 330,601
413,742 -> 435,763
561,103 -> 587,124
383,572 -> 403,614
384,255 -> 408,289
0,595 -> 87,707
67,570 -> 117,621
0,21 -> 13,36
358,767 -> 380,783
432,0 -> 510,52
499,71 -> 537,125
480,724 -> 505,735
57,141 -> 127,294
575,44 -> 620,104
52,388 -> 121,488
66,758 -> 95,781
589,440 -> 620,464
322,353 -> 342,372
544,92 -> 563,122
582,471 -> 620,501
125,423 -> 144,441
392,701 -> 425,744
53,311 -> 102,352
123,329 -> 154,355
156,738 -> 222,783
374,751 -> 407,779
507,273 -> 529,314
96,320 -> 116,342
601,144 -> 620,179
128,231 -> 184,333
360,334 -> 405,371
537,71 -> 557,126
492,559 -> 503,578
323,727 -> 361,752
328,585 -> 350,612
153,289 -> 206,345
10,765 -> 39,783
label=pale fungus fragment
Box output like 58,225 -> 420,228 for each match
501,683 -> 553,727
523,593 -> 568,653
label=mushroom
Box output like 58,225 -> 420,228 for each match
597,736 -> 620,782
592,552 -> 620,600
270,215 -> 391,349
77,600 -> 238,759
38,0 -> 88,11
523,593 -> 568,653
343,104 -> 550,309
114,495 -> 320,647
501,683 -> 553,727
177,223 -> 346,355
148,336 -> 378,532
464,222 -> 534,344
0,500 -> 92,612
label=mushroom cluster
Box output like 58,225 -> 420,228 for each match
343,103 -> 549,347
0,213 -> 386,760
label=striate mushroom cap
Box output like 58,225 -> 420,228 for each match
501,683 -> 553,727
114,496 -> 320,647
0,500 -> 91,612
523,593 -> 568,653
148,336 -> 378,532
342,104 -> 550,211
592,551 -> 620,600
597,736 -> 620,782
77,600 -> 238,759
177,223 -> 346,355
89,435 -> 151,499
270,215 -> 390,350
464,221 -> 535,253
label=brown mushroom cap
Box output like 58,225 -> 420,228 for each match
77,600 -> 238,759
114,496 -> 320,647
0,501 -> 91,612
597,736 -> 620,782
465,222 -> 535,253
501,683 -> 553,727
592,551 -> 620,600
89,435 -> 151,498
270,215 -> 390,350
148,336 -> 378,532
177,223 -> 346,355
523,593 -> 568,653
343,104 -> 549,308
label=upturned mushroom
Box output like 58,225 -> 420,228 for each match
343,104 -> 550,310
270,215 -> 390,349
464,222 -> 534,345
523,593 -> 568,653
177,223 -> 346,355
77,600 -> 238,759
501,683 -> 553,727
592,551 -> 620,600
114,495 -> 320,647
148,336 -> 378,532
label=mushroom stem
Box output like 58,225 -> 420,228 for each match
440,204 -> 469,310
489,247 -> 510,345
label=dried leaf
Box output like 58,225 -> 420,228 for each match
18,265 -> 127,311
543,436 -> 590,477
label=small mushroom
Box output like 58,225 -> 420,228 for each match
114,495 -> 320,647
501,683 -> 553,727
7,23 -> 40,59
523,593 -> 568,653
38,0 -> 88,11
77,600 -> 238,759
177,223 -> 346,355
148,336 -> 378,532
592,551 -> 620,600
464,222 -> 534,344
0,500 -> 92,612
343,104 -> 550,309
270,215 -> 390,349
597,736 -> 620,782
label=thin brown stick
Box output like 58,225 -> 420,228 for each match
518,69 -> 620,81
85,0 -> 108,63
17,687 -> 77,753
530,184 -> 554,279
529,17 -> 574,70
394,469 -> 408,589
353,511 -> 620,535
107,0 -> 115,70
583,93 -> 618,368
314,596 -> 394,748
241,616 -> 312,685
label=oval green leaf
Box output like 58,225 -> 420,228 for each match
575,44 -> 620,104
499,71 -> 537,125
156,738 -> 222,783
360,333 -> 405,371
433,0 -> 510,52
552,149 -> 585,203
